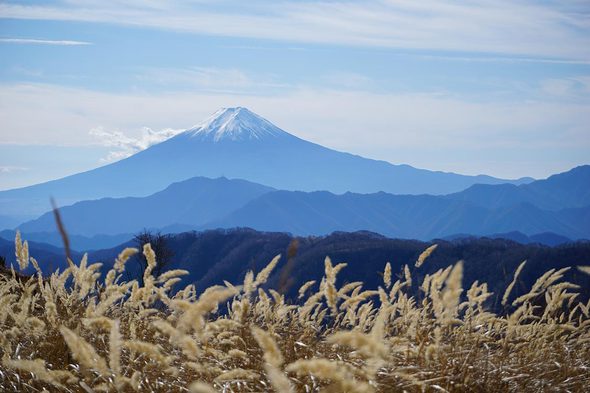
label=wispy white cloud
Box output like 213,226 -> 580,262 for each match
0,1 -> 589,60
0,38 -> 92,46
541,79 -> 579,97
0,166 -> 28,173
137,67 -> 287,93
11,66 -> 44,77
322,72 -> 373,90
89,126 -> 184,162
540,76 -> 590,98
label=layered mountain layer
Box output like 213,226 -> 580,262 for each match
12,165 -> 590,250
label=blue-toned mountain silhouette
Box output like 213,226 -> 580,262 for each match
17,177 -> 272,237
0,107 -> 530,220
446,165 -> 590,210
13,165 -> 590,250
207,190 -> 588,240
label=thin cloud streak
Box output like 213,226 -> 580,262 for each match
412,54 -> 590,65
136,67 -> 289,93
0,166 -> 28,173
0,38 -> 92,46
0,1 -> 589,60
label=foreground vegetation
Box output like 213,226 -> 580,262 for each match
1,234 -> 589,392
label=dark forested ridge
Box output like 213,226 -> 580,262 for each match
2,228 -> 589,312
86,229 -> 590,310
115,229 -> 590,310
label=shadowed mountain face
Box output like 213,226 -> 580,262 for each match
0,107 -> 529,219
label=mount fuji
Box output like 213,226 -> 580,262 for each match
0,107 -> 530,220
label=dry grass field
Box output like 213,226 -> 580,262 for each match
1,234 -> 589,392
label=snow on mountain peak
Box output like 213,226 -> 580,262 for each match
186,107 -> 288,142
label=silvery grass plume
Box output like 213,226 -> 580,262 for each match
0,234 -> 589,392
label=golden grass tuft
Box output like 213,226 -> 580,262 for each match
1,235 -> 589,392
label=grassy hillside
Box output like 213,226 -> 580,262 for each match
1,234 -> 589,392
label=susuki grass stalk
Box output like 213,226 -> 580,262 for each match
0,235 -> 589,392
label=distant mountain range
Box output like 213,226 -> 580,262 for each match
0,107 -> 530,220
208,189 -> 589,240
0,236 -> 80,275
0,230 -> 132,252
16,177 -> 272,237
9,165 -> 589,251
445,165 -> 590,210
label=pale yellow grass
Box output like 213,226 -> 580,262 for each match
0,233 -> 589,392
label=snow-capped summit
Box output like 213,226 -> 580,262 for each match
185,107 -> 289,142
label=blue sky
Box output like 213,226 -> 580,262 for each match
1,0 -> 589,190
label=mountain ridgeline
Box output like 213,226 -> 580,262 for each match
16,177 -> 273,237
10,165 -> 590,251
446,165 -> 590,210
0,107 -> 530,221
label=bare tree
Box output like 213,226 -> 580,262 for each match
132,230 -> 174,285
